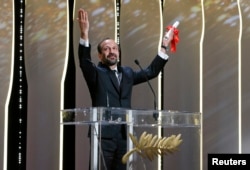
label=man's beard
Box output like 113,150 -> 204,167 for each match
104,53 -> 118,66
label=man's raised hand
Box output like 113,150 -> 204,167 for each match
77,8 -> 89,40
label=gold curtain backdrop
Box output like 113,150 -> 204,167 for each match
0,1 -> 13,169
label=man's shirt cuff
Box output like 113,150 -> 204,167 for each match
158,50 -> 169,60
79,38 -> 89,47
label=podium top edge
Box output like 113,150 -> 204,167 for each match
61,107 -> 201,114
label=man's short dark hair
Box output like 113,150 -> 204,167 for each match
97,37 -> 112,54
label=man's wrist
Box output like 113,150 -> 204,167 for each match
80,31 -> 89,39
161,45 -> 168,52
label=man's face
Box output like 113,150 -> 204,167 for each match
98,39 -> 119,66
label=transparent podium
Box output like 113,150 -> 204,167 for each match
61,107 -> 201,170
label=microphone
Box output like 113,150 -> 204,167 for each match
134,59 -> 158,120
105,94 -> 112,121
98,75 -> 112,121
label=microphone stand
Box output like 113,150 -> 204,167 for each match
134,59 -> 159,120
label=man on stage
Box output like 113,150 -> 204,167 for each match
77,8 -> 174,170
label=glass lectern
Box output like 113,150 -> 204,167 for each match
61,107 -> 201,170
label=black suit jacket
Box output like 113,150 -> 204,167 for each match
78,43 -> 168,138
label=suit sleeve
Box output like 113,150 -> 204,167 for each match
133,55 -> 168,85
78,43 -> 97,86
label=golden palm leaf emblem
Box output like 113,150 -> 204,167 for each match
122,131 -> 183,164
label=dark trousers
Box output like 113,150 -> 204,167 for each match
89,132 -> 127,170
99,132 -> 127,170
